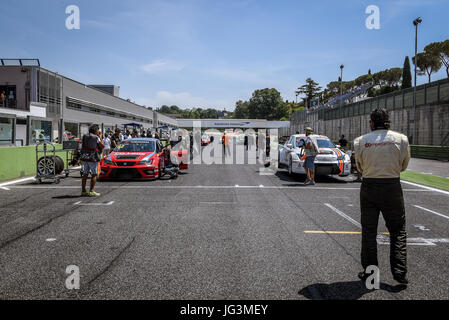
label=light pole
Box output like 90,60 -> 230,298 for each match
413,17 -> 422,145
339,64 -> 344,134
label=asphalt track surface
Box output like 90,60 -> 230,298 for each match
0,160 -> 448,299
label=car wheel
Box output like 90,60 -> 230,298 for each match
158,161 -> 162,179
288,157 -> 293,175
37,156 -> 64,176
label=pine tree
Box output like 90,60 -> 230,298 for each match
402,56 -> 412,89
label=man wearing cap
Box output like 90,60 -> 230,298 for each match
354,108 -> 411,285
303,127 -> 318,185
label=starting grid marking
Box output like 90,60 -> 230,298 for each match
0,185 -> 434,191
73,201 -> 114,206
312,203 -> 449,246
414,205 -> 449,220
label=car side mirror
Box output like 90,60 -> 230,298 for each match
286,143 -> 293,149
336,144 -> 341,148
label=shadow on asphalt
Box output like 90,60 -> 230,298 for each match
298,281 -> 407,300
52,195 -> 82,199
275,171 -> 349,185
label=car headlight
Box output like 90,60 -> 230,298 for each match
138,156 -> 153,166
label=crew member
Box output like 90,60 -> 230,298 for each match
110,128 -> 122,149
339,135 -> 348,150
80,124 -> 104,197
354,108 -> 410,285
302,127 -> 318,185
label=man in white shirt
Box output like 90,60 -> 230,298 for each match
354,108 -> 411,285
103,133 -> 111,157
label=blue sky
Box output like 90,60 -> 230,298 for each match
2,0 -> 448,110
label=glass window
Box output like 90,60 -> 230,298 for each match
0,117 -> 14,144
295,136 -> 306,147
64,122 -> 79,141
317,139 -> 336,148
31,119 -> 52,144
115,140 -> 156,153
0,85 -> 17,109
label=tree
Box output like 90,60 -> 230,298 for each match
413,52 -> 442,83
296,78 -> 322,109
425,40 -> 449,78
402,56 -> 412,89
234,100 -> 249,119
384,68 -> 403,87
169,105 -> 181,114
159,105 -> 171,114
247,88 -> 289,120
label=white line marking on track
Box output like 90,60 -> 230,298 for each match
2,185 -> 432,191
323,204 -> 444,246
401,180 -> 449,196
324,203 -> 362,228
414,205 -> 449,220
74,201 -> 114,206
0,176 -> 35,188
46,238 -> 57,242
0,187 -> 10,190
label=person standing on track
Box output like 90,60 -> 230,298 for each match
110,128 -> 122,150
103,132 -> 111,157
354,108 -> 411,285
303,127 -> 318,186
80,124 -> 104,197
339,135 -> 348,150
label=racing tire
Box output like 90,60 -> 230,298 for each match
288,157 -> 293,176
157,161 -> 162,179
37,156 -> 64,176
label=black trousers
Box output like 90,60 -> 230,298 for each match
360,178 -> 407,276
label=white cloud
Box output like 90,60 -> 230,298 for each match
135,91 -> 230,109
139,60 -> 184,74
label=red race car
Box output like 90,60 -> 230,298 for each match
99,138 -> 188,180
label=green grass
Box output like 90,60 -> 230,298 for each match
401,170 -> 449,192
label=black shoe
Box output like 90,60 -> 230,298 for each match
393,274 -> 409,285
358,271 -> 369,282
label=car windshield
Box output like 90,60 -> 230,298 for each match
295,137 -> 306,147
317,139 -> 336,148
115,140 -> 156,152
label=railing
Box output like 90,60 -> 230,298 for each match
0,99 -> 17,109
322,78 -> 449,121
292,78 -> 449,122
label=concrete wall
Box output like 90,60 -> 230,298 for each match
283,102 -> 449,146
284,78 -> 449,146
0,144 -> 67,181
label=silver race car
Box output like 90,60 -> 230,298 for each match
278,134 -> 351,176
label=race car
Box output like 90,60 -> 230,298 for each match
99,138 -> 188,180
278,134 -> 351,176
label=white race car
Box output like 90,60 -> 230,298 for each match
278,134 -> 351,176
